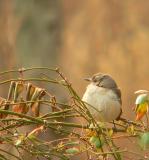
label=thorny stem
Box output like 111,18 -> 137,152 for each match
0,67 -> 57,76
0,67 -> 147,160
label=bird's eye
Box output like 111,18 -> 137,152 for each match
92,77 -> 96,82
97,82 -> 103,87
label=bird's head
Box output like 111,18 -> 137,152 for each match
84,73 -> 118,89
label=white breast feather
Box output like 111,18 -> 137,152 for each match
82,84 -> 121,121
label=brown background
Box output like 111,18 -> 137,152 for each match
0,0 -> 149,159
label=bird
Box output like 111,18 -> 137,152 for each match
82,73 -> 122,122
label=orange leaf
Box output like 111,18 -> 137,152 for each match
12,99 -> 29,114
136,112 -> 146,121
31,102 -> 40,117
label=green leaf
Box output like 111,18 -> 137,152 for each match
94,138 -> 102,149
65,147 -> 79,154
89,136 -> 104,149
139,132 -> 149,150
89,136 -> 97,143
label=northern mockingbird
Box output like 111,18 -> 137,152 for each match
82,73 -> 122,122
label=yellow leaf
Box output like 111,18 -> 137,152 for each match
135,102 -> 148,120
108,129 -> 113,137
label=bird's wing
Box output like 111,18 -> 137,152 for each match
112,88 -> 122,105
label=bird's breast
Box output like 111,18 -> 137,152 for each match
82,84 -> 121,121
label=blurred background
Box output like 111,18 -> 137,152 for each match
1,0 -> 149,159
0,0 -> 149,136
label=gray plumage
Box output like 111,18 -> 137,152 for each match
91,73 -> 122,104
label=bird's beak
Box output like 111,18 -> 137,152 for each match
84,77 -> 92,81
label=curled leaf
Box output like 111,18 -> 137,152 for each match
30,87 -> 42,102
26,83 -> 35,101
26,83 -> 46,116
31,102 -> 40,117
7,81 -> 16,100
14,82 -> 24,102
30,88 -> 45,116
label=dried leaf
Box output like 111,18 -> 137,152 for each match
14,82 -> 24,102
0,97 -> 9,118
7,81 -> 16,100
12,98 -> 29,114
30,88 -> 42,102
26,127 -> 43,144
30,88 -> 45,116
0,97 -> 6,106
27,126 -> 44,138
26,83 -> 35,101
31,102 -> 40,117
